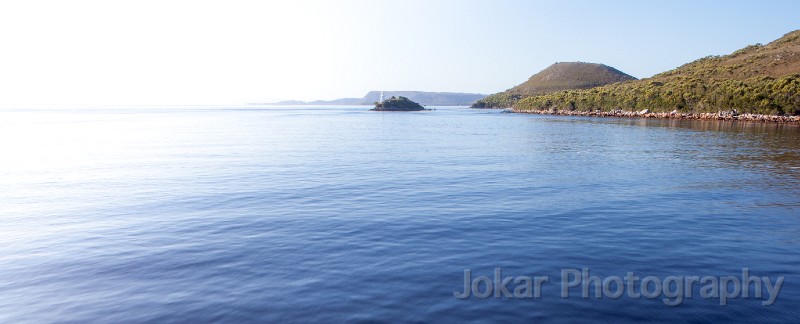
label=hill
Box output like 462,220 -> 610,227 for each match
273,91 -> 486,106
472,62 -> 637,108
514,30 -> 800,115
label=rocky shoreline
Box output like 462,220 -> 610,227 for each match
511,109 -> 800,124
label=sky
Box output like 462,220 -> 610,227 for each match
1,0 -> 799,105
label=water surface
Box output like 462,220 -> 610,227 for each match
1,106 -> 799,322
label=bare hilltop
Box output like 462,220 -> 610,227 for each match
472,62 -> 636,108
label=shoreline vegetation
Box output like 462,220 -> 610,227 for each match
510,108 -> 800,124
475,30 -> 800,124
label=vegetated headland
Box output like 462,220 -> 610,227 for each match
477,30 -> 800,123
472,62 -> 637,108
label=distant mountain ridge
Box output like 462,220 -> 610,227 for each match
472,62 -> 637,108
271,91 -> 487,106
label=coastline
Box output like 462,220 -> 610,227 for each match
510,109 -> 800,124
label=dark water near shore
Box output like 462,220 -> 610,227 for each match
1,106 -> 800,323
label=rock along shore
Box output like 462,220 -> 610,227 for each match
511,109 -> 800,124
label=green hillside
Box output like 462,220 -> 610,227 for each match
472,62 -> 636,108
514,30 -> 800,115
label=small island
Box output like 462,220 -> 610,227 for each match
371,96 -> 427,111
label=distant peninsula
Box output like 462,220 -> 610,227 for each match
371,96 -> 427,111
265,91 -> 487,106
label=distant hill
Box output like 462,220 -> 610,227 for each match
472,62 -> 637,108
515,30 -> 800,115
272,91 -> 487,106
361,91 -> 486,106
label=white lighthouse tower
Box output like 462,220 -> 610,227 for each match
379,91 -> 384,103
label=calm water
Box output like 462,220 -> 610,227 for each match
1,106 -> 799,323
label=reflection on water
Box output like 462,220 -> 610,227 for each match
539,115 -> 800,186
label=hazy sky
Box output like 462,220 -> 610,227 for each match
1,0 -> 799,105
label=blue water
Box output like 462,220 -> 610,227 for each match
1,106 -> 799,322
